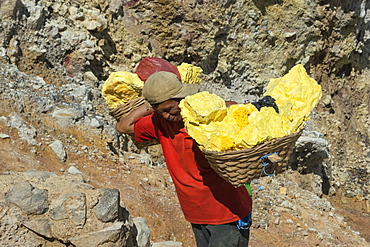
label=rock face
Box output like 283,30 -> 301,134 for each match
0,0 -> 370,246
0,171 -> 140,246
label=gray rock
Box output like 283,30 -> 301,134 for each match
49,192 -> 87,226
22,219 -> 52,238
0,133 -> 10,139
89,117 -> 104,128
0,116 -> 7,123
95,188 -> 120,223
5,181 -> 48,215
296,136 -> 328,153
68,166 -> 82,174
49,140 -> 67,162
69,222 -> 131,247
30,75 -> 46,89
79,9 -> 107,32
133,217 -> 151,247
290,133 -> 329,179
152,241 -> 184,247
7,112 -> 37,144
27,5 -> 45,30
52,105 -> 85,120
26,44 -> 47,60
0,47 -> 7,61
71,85 -> 88,98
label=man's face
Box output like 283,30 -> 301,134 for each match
155,99 -> 182,122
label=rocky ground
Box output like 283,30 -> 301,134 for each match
1,117 -> 369,246
1,0 -> 370,246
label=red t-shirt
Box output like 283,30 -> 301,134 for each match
134,112 -> 252,224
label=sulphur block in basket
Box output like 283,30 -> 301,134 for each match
234,107 -> 290,148
102,71 -> 144,109
264,64 -> 322,122
179,91 -> 227,124
177,63 -> 203,84
225,103 -> 257,129
180,92 -> 265,151
187,121 -> 236,151
179,64 -> 322,152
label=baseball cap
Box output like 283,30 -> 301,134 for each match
142,71 -> 199,104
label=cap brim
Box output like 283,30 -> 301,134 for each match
171,84 -> 199,99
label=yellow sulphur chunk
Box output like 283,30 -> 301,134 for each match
264,64 -> 322,122
101,71 -> 144,109
186,121 -> 236,152
177,63 -> 203,84
226,103 -> 258,129
231,108 -> 279,149
179,91 -> 227,124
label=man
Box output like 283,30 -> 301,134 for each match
116,71 -> 252,247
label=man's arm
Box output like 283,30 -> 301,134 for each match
116,103 -> 153,134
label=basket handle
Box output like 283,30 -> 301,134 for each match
266,153 -> 282,163
260,152 -> 281,177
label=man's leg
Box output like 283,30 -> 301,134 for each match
192,223 -> 250,247
192,224 -> 210,247
238,227 -> 250,246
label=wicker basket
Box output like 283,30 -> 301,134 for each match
109,97 -> 146,122
109,96 -> 160,147
203,129 -> 303,187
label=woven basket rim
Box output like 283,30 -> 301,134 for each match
109,96 -> 146,122
202,128 -> 303,155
